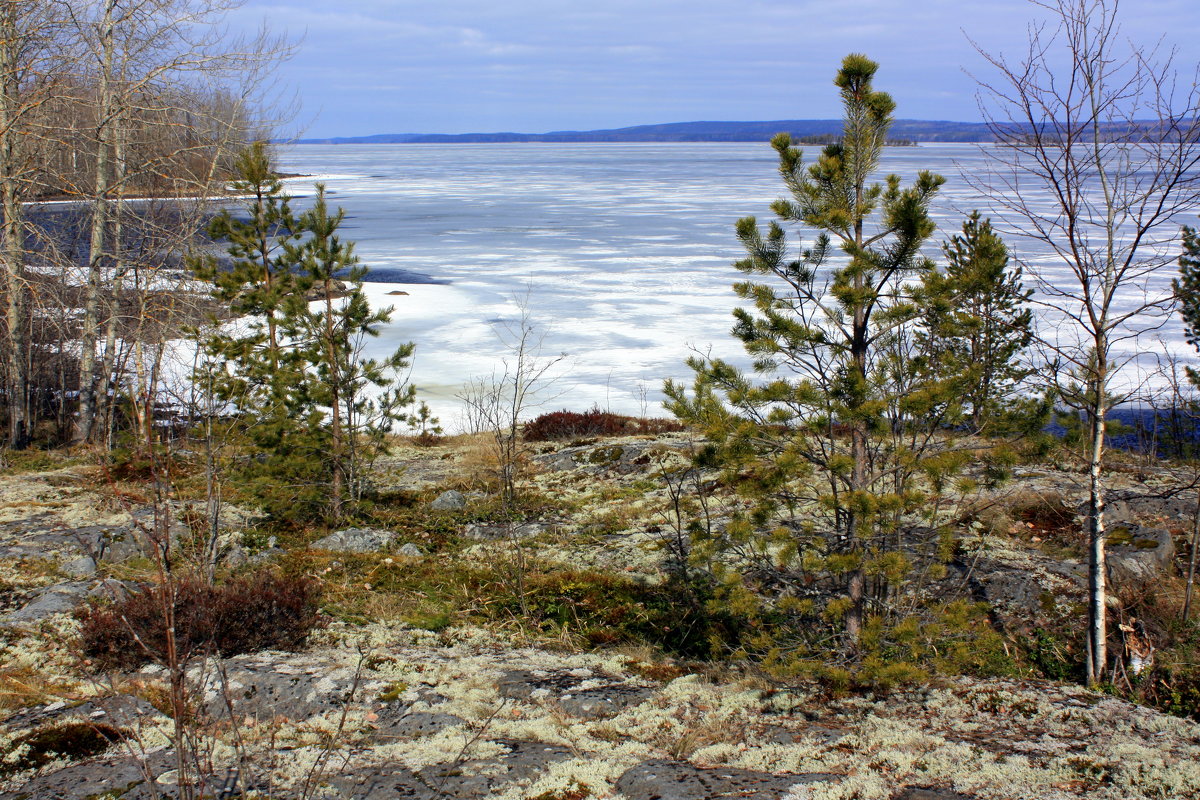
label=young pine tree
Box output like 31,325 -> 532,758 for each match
666,55 -> 979,672
1177,223 -> 1200,388
288,186 -> 415,521
194,149 -> 414,524
918,211 -> 1037,434
192,140 -> 308,448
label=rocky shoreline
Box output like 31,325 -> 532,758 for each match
1,434 -> 1198,799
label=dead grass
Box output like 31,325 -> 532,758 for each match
0,666 -> 74,714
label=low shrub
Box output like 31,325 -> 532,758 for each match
497,567 -> 737,659
78,570 -> 322,671
523,407 -> 685,442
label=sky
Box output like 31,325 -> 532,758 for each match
230,0 -> 1200,139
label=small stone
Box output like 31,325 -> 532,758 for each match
429,490 -> 466,510
397,543 -> 423,558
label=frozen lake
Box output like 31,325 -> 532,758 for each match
276,142 -> 1197,430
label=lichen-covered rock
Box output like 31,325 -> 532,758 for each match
332,739 -> 572,799
366,709 -> 464,741
498,668 -> 653,719
430,490 -> 467,510
615,759 -> 837,800
0,582 -> 90,625
463,522 -> 547,541
310,527 -> 397,553
533,439 -> 692,476
189,651 -> 392,721
1107,525 -> 1175,584
2,695 -> 162,734
0,751 -> 177,800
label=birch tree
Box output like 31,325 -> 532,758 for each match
0,0 -> 63,449
971,0 -> 1200,685
67,0 -> 282,444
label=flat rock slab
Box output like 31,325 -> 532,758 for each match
896,788 -> 978,800
2,695 -> 162,733
1,579 -> 141,626
615,759 -> 837,800
332,739 -> 572,799
463,522 -> 547,541
0,582 -> 91,624
0,751 -> 177,800
366,709 -> 465,741
498,668 -> 653,719
534,440 -> 691,475
192,653 -> 389,721
310,527 -> 397,553
1108,525 -> 1175,583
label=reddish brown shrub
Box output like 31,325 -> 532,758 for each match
78,570 -> 322,672
523,407 -> 685,442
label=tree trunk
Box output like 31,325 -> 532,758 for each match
1182,488 -> 1199,623
1086,370 -> 1108,686
0,6 -> 29,449
97,119 -> 127,448
1,154 -> 28,450
323,281 -> 344,521
74,0 -> 117,445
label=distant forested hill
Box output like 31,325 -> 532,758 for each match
296,119 -> 996,144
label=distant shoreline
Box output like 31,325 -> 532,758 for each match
290,118 -> 995,145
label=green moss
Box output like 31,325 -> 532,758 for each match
1106,526 -> 1134,546
377,681 -> 410,702
0,450 -> 86,475
587,446 -> 625,465
2,722 -> 124,778
403,608 -> 454,632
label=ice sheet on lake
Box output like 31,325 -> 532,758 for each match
277,142 -> 1198,430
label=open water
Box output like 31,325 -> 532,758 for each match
276,142 -> 1197,428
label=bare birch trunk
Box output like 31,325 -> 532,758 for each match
1086,370 -> 1108,686
74,0 -> 117,445
0,4 -> 29,449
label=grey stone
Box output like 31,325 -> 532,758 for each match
1113,492 -> 1198,524
367,710 -> 464,740
464,522 -> 546,542
332,739 -> 571,800
498,669 -> 653,719
248,546 -> 286,564
311,527 -> 396,553
88,579 -> 137,601
0,751 -> 178,800
968,557 -> 1085,620
760,723 -> 845,746
0,582 -> 90,624
615,759 -> 837,800
60,555 -> 97,577
221,542 -> 248,567
429,490 -> 467,511
397,542 -> 423,558
897,788 -> 978,800
1108,525 -> 1175,584
2,695 -> 162,733
532,440 -> 693,475
101,507 -> 190,562
195,653 -> 388,721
